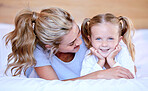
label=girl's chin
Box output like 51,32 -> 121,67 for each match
99,49 -> 113,57
99,52 -> 110,57
101,54 -> 108,58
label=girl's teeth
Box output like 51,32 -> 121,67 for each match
101,49 -> 109,52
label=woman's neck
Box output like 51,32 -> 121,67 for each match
55,52 -> 75,62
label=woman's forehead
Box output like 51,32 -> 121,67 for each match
60,22 -> 79,44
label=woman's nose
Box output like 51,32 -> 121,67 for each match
75,37 -> 82,46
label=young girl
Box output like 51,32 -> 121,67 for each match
81,13 -> 136,77
4,7 -> 134,80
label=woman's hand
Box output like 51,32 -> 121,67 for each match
79,66 -> 134,80
106,45 -> 122,67
96,66 -> 134,79
90,47 -> 105,67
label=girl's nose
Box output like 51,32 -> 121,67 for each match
102,41 -> 108,47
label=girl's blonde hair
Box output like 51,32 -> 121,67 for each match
4,7 -> 74,76
81,13 -> 135,61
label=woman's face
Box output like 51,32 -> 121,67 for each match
89,23 -> 121,57
58,22 -> 82,53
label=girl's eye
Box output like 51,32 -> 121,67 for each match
108,38 -> 114,40
96,38 -> 101,40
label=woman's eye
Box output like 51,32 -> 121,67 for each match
69,41 -> 75,46
69,42 -> 74,46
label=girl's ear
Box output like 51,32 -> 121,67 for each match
119,36 -> 123,42
45,45 -> 52,49
87,35 -> 91,42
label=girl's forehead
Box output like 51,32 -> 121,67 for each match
92,22 -> 119,29
91,23 -> 119,33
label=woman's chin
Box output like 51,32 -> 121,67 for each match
71,46 -> 80,53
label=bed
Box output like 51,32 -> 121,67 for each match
0,23 -> 148,91
0,0 -> 148,90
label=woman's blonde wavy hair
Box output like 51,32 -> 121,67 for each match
4,7 -> 74,76
81,13 -> 135,61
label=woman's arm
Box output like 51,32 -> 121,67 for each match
65,66 -> 134,81
35,65 -> 134,81
35,66 -> 59,80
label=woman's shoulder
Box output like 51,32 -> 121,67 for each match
34,44 -> 49,59
34,44 -> 51,67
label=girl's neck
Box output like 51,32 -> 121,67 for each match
55,52 -> 75,62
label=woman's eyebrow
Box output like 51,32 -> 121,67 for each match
69,26 -> 80,45
77,25 -> 80,33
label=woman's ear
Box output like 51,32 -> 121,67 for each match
45,45 -> 52,49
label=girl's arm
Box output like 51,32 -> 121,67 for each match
106,45 -> 122,67
107,44 -> 136,77
115,45 -> 136,77
90,47 -> 105,68
80,53 -> 103,76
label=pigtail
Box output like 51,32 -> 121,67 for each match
4,9 -> 37,76
118,16 -> 135,61
81,18 -> 91,48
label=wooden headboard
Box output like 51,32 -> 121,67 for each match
0,0 -> 148,29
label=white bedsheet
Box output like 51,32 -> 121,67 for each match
0,23 -> 148,91
0,77 -> 148,91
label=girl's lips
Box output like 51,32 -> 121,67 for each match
99,49 -> 110,57
100,49 -> 109,52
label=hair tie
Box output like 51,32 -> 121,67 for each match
32,12 -> 38,30
32,12 -> 38,23
85,18 -> 90,25
118,16 -> 127,36
118,16 -> 123,20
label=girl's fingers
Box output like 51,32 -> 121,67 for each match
90,47 -> 104,59
109,45 -> 122,58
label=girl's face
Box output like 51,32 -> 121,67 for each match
89,23 -> 121,57
58,22 -> 82,53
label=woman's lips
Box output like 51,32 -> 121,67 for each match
74,45 -> 80,49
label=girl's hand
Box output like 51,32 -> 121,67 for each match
107,45 -> 122,67
90,47 -> 105,67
